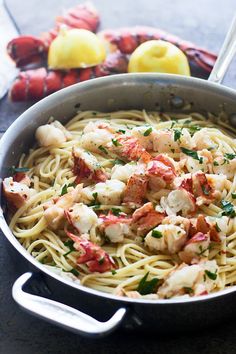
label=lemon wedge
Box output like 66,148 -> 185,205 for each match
48,27 -> 106,69
128,40 -> 190,76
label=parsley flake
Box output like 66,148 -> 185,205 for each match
232,193 -> 236,199
112,139 -> 122,147
114,159 -> 125,165
221,200 -> 236,218
98,145 -> 108,154
180,147 -> 202,163
205,270 -> 217,281
63,240 -> 75,257
151,229 -> 163,238
173,129 -> 183,141
224,153 -> 236,160
137,272 -> 159,295
143,127 -> 152,136
111,208 -> 121,216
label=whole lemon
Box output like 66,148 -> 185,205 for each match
48,27 -> 106,69
128,40 -> 190,76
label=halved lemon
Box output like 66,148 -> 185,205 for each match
128,40 -> 190,76
48,27 -> 106,69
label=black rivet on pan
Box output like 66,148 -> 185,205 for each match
229,113 -> 236,127
170,95 -> 184,109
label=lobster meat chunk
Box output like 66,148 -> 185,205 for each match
66,231 -> 116,272
99,26 -> 217,73
99,211 -> 132,243
7,2 -> 100,67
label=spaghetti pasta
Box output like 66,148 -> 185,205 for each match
4,109 -> 236,299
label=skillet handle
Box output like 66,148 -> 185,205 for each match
12,272 -> 127,337
208,14 -> 236,83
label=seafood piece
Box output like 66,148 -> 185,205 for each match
130,126 -> 155,150
65,203 -> 98,234
83,120 -> 114,134
123,174 -> 148,207
144,224 -> 187,254
206,174 -> 227,192
13,172 -> 31,186
80,125 -> 114,153
160,189 -> 196,217
184,149 -> 213,174
35,120 -> 70,147
99,212 -> 131,243
158,260 -> 218,298
67,231 -> 115,272
44,184 -> 82,229
212,153 -> 236,179
162,215 -> 190,233
153,128 -> 195,153
94,179 -> 126,205
99,26 -> 216,73
108,136 -> 151,163
111,163 -> 141,183
190,214 -> 227,243
132,202 -> 165,236
72,147 -> 107,183
7,3 -> 100,67
9,52 -> 128,101
192,128 -> 216,150
146,154 -> 176,191
179,232 -> 210,264
3,176 -> 35,209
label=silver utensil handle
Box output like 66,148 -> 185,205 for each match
208,15 -> 236,83
12,272 -> 126,337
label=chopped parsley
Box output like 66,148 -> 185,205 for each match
113,158 -> 125,165
151,229 -> 163,238
215,223 -> 221,232
184,287 -> 194,294
170,121 -> 176,129
232,193 -> 236,199
143,127 -> 152,136
89,193 -> 100,208
137,272 -> 159,295
213,161 -> 219,166
173,129 -> 183,141
224,153 -> 236,160
187,125 -> 201,136
69,268 -> 80,276
98,257 -> 104,265
111,269 -> 117,275
221,200 -> 236,218
63,240 -> 75,257
60,182 -> 76,196
111,208 -> 121,216
202,185 -> 210,196
10,166 -> 30,174
98,145 -> 108,154
92,192 -> 98,201
180,147 -> 203,163
117,129 -> 126,134
205,270 -> 217,281
112,138 -> 122,147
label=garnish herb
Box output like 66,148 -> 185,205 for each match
180,147 -> 203,163
232,193 -> 236,199
143,127 -> 152,136
98,145 -> 108,154
98,257 -> 104,265
63,240 -> 75,257
202,185 -> 210,196
213,161 -> 219,166
187,125 -> 201,135
111,269 -> 117,275
151,229 -> 163,238
10,166 -> 30,174
170,121 -> 176,129
184,287 -> 193,294
224,153 -> 236,160
92,192 -> 98,201
111,208 -> 121,216
89,193 -> 100,208
112,139 -> 122,147
137,272 -> 159,295
114,158 -> 125,165
215,223 -> 221,232
170,148 -> 175,153
221,200 -> 236,218
173,129 -> 183,141
69,268 -> 80,276
117,129 -> 126,134
205,270 -> 217,281
60,182 -> 76,196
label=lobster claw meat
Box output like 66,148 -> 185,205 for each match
66,230 -> 116,273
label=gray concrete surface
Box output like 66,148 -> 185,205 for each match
1,0 -> 236,353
